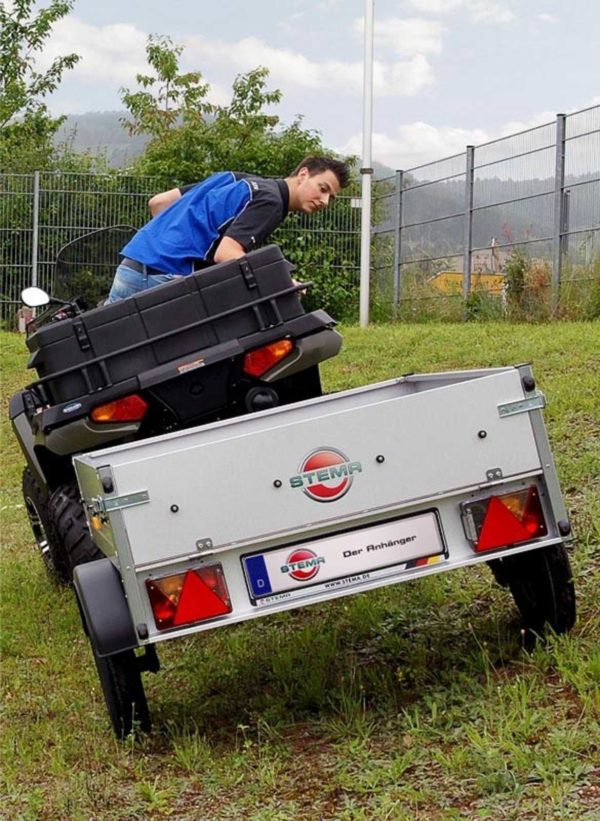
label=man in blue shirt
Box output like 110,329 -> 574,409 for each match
106,156 -> 350,302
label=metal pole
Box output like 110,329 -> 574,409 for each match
392,169 -> 403,310
31,170 -> 40,287
462,146 -> 475,316
552,113 -> 566,314
359,0 -> 374,328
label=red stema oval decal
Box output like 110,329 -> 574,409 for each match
284,549 -> 322,581
298,447 -> 356,502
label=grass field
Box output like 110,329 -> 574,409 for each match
1,322 -> 599,820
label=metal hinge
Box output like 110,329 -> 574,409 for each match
89,490 -> 150,515
498,391 -> 546,418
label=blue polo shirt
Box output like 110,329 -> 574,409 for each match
121,172 -> 290,275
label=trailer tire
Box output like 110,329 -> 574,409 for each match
22,467 -> 70,584
93,648 -> 151,739
494,544 -> 576,639
48,481 -> 103,581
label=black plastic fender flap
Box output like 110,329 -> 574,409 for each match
74,558 -> 138,657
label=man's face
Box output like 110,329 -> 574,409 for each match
295,168 -> 341,213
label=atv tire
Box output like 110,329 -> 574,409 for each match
22,467 -> 70,583
48,481 -> 103,581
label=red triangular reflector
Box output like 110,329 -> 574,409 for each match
174,571 -> 230,625
476,495 -> 532,551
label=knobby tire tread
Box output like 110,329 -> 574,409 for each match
22,467 -> 70,583
49,481 -> 103,580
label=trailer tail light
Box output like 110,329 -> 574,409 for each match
243,339 -> 294,377
462,486 -> 547,553
90,394 -> 148,423
145,564 -> 232,631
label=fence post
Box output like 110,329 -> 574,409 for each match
392,169 -> 403,310
462,146 -> 475,317
31,170 -> 40,287
552,113 -> 567,313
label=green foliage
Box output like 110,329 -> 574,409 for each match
559,254 -> 600,320
120,35 -> 213,140
0,0 -> 80,172
504,248 -> 527,308
0,107 -> 58,172
0,0 -> 79,127
465,286 -> 505,321
276,220 -> 360,322
122,36 -> 326,182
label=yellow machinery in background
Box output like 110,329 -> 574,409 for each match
429,271 -> 505,294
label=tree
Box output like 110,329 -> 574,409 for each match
0,0 -> 80,172
120,35 -> 213,140
0,0 -> 79,127
121,36 -> 325,183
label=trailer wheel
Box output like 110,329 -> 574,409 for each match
22,467 -> 70,583
48,481 -> 103,580
92,648 -> 151,739
492,544 -> 576,639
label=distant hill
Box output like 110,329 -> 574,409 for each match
372,160 -> 396,179
55,111 -> 396,177
54,111 -> 149,167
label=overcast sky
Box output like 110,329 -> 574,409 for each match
39,0 -> 600,170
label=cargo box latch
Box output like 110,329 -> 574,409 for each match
239,259 -> 258,289
73,319 -> 92,351
89,490 -> 150,515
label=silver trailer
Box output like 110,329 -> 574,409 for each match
73,364 -> 575,737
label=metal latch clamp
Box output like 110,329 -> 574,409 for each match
89,490 -> 150,516
498,391 -> 546,418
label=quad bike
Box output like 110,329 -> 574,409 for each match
10,227 -> 342,584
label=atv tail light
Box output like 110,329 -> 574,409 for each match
90,394 -> 148,423
462,486 -> 547,553
145,564 -> 232,631
243,339 -> 294,377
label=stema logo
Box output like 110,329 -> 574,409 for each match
281,548 -> 325,581
289,447 -> 362,503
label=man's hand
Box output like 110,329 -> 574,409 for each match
292,278 -> 307,297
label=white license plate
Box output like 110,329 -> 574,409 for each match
242,511 -> 445,602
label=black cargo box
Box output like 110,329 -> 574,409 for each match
26,245 -> 308,407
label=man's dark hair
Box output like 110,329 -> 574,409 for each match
291,156 -> 351,189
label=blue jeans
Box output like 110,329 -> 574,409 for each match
106,262 -> 180,303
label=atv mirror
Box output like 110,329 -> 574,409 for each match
22,287 -> 50,308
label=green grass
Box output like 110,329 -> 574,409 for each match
1,322 -> 599,820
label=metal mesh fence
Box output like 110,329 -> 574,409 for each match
2,107 -> 598,326
0,172 -> 163,324
0,172 -> 361,326
373,105 -> 600,319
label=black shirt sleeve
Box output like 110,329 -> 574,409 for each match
222,181 -> 286,252
179,182 -> 200,195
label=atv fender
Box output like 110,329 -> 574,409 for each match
73,558 -> 138,657
9,391 -> 47,490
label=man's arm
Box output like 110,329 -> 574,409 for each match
148,187 -> 182,217
213,236 -> 246,263
213,232 -> 304,295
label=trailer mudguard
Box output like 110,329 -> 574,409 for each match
73,559 -> 138,657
